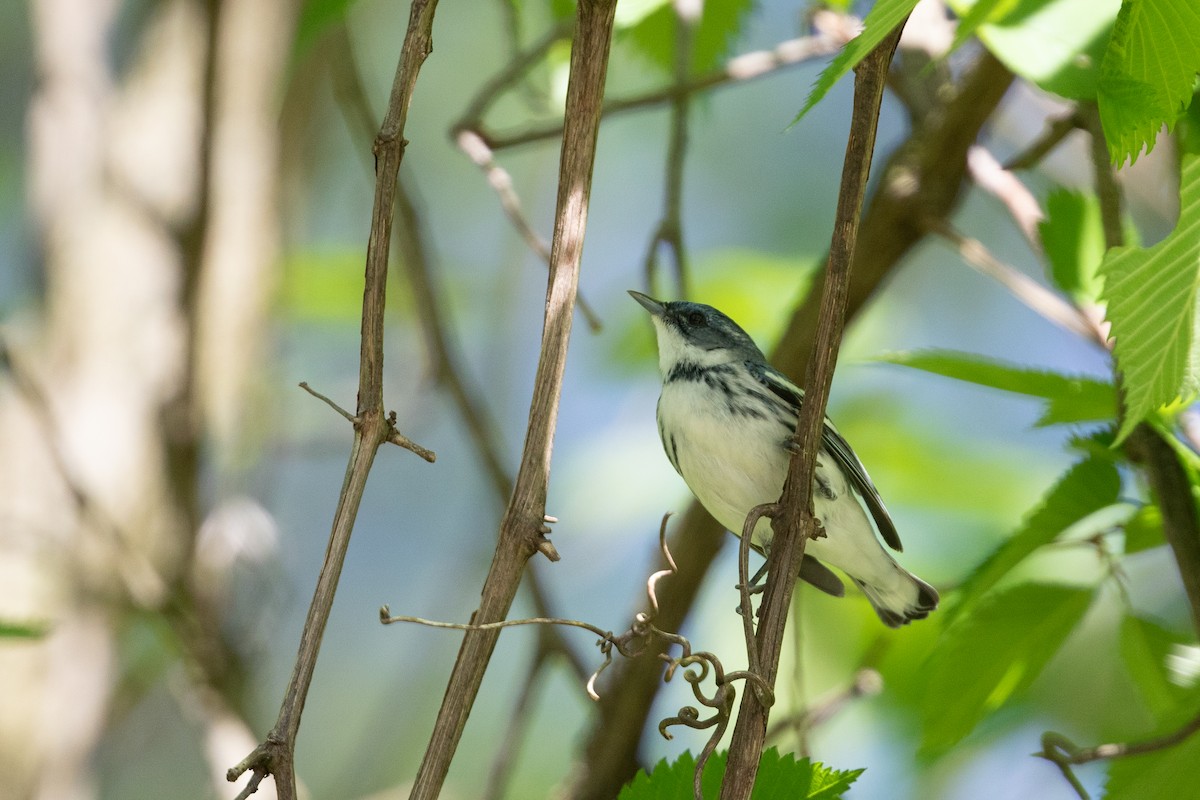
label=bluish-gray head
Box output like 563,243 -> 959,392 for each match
629,290 -> 766,374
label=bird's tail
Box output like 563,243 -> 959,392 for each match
852,571 -> 939,628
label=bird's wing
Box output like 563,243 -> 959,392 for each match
750,362 -> 904,552
799,555 -> 846,597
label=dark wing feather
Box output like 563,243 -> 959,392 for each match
798,555 -> 845,597
750,362 -> 904,552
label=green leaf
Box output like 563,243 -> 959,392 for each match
294,0 -> 363,59
946,0 -> 1019,55
621,0 -> 755,75
953,0 -> 1120,100
1104,725 -> 1200,800
948,457 -> 1122,623
0,619 -> 48,639
617,750 -> 862,799
281,248 -> 374,323
1040,190 -> 1107,303
795,0 -> 919,122
1098,0 -> 1200,164
1120,613 -> 1194,720
1101,153 -> 1200,442
1123,503 -> 1165,553
878,350 -> 1117,426
921,583 -> 1094,752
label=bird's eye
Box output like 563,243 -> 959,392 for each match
687,311 -> 706,327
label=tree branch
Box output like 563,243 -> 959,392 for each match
406,2 -> 617,796
1038,709 -> 1200,800
226,2 -> 439,797
719,21 -> 905,798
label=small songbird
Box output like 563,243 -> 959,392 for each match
630,290 -> 937,627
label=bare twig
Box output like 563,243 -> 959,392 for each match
1004,109 -> 1082,171
765,667 -> 883,744
455,130 -> 604,331
226,2 -> 440,798
406,3 -> 617,796
719,21 -> 907,799
967,145 -> 1045,248
1038,709 -> 1200,800
481,31 -> 849,152
923,218 -> 1105,346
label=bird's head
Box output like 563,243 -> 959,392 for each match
628,290 -> 766,375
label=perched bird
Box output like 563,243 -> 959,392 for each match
630,290 -> 937,627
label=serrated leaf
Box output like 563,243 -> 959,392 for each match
795,0 -> 919,122
1120,613 -> 1193,720
1040,190 -> 1107,303
618,750 -> 862,799
948,457 -> 1121,623
1101,153 -> 1200,442
1098,0 -> 1200,164
1103,726 -> 1200,800
921,583 -> 1094,752
1123,503 -> 1165,553
879,350 -> 1116,426
955,0 -> 1120,100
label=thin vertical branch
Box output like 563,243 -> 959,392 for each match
226,2 -> 439,798
406,2 -> 618,797
719,21 -> 905,798
643,0 -> 699,299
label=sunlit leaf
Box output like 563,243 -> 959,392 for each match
878,350 -> 1116,426
948,457 -> 1121,623
921,583 -> 1094,752
795,0 -> 919,122
1101,153 -> 1200,442
951,0 -> 1120,100
1098,0 -> 1200,163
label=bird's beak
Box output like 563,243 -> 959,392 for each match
628,290 -> 665,317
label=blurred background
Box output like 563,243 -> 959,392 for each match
0,0 -> 1191,798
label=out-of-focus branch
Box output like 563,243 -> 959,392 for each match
571,45 -> 1016,800
922,218 -> 1105,346
1004,109 -> 1082,171
479,26 -> 850,152
719,22 -> 904,799
1039,709 -> 1200,800
406,2 -> 617,797
226,3 -> 439,798
641,0 -> 699,300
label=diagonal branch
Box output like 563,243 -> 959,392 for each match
406,2 -> 618,797
718,20 -> 906,799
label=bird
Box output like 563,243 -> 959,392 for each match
629,290 -> 938,627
